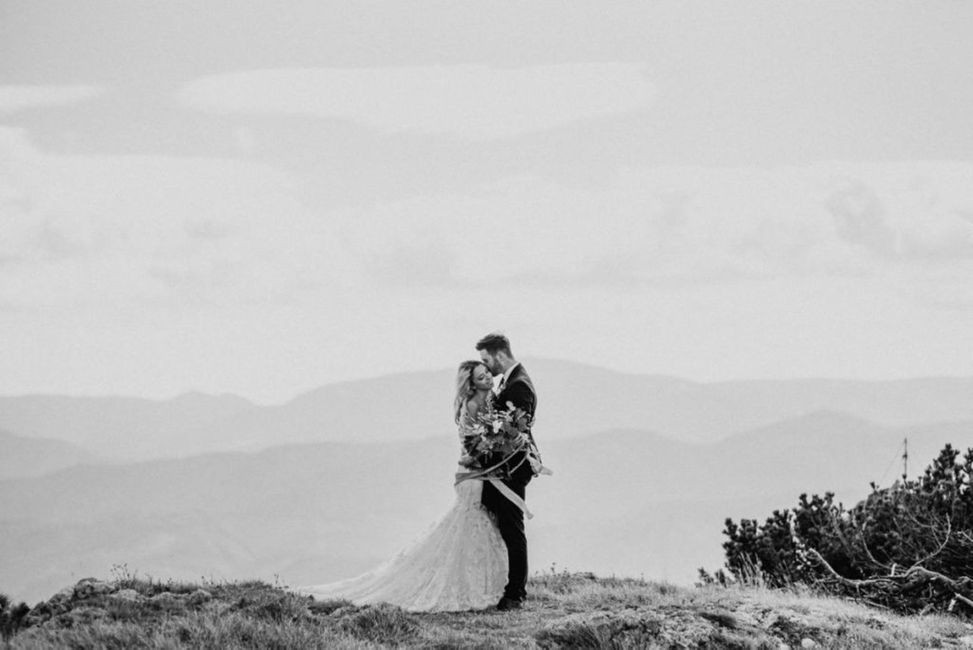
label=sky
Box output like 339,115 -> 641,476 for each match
2,1 -> 973,404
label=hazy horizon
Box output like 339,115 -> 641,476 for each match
3,356 -> 973,406
3,2 -> 973,403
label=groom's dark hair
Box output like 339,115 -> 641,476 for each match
476,332 -> 512,357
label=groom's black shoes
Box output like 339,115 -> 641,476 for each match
496,597 -> 523,611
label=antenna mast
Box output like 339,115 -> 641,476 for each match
902,438 -> 908,481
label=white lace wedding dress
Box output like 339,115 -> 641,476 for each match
297,410 -> 508,612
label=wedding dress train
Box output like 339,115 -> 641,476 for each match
297,474 -> 507,612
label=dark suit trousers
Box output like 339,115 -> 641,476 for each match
481,477 -> 529,601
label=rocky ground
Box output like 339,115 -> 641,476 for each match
4,571 -> 973,648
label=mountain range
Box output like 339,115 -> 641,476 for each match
1,360 -> 971,604
0,429 -> 98,479
2,359 -> 973,462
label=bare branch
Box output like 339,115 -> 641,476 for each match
954,593 -> 973,610
900,565 -> 960,587
807,549 -> 892,588
858,521 -> 892,573
908,515 -> 951,570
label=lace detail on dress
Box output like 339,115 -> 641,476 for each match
296,418 -> 508,612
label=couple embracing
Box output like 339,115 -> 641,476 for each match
299,332 -> 548,612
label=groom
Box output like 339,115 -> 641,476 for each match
476,332 -> 539,611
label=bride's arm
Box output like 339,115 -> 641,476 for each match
459,398 -> 480,460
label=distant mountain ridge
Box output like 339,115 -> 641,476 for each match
2,410 -> 971,604
0,392 -> 258,460
0,429 -> 99,479
2,360 -> 973,463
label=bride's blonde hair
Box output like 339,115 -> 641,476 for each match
454,360 -> 484,423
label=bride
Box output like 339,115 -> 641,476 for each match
296,360 -> 508,612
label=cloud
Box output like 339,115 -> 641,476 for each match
824,177 -> 973,263
0,85 -> 102,114
826,181 -> 897,256
175,64 -> 654,140
367,245 -> 463,288
183,217 -> 234,242
0,127 -> 349,309
328,162 -> 973,291
4,120 -> 972,318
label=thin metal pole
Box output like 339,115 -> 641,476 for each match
902,438 -> 908,481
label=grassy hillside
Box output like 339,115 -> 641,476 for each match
4,571 -> 972,648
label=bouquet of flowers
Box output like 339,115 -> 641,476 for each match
460,401 -> 533,474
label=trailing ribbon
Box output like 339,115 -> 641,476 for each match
454,441 -> 552,519
454,443 -> 525,483
486,478 -> 533,519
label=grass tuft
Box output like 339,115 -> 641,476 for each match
5,570 -> 972,648
336,603 -> 420,644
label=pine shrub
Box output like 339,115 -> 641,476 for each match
711,444 -> 973,615
0,593 -> 30,639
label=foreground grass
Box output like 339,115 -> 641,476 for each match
5,571 -> 973,648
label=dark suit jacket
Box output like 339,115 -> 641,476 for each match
493,363 -> 539,484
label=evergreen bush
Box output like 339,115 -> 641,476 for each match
704,444 -> 973,615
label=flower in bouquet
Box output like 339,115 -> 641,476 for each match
464,401 -> 533,471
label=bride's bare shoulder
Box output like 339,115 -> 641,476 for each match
464,398 -> 480,417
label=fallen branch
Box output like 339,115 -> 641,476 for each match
952,593 -> 973,610
807,550 -> 893,588
807,549 -> 973,614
